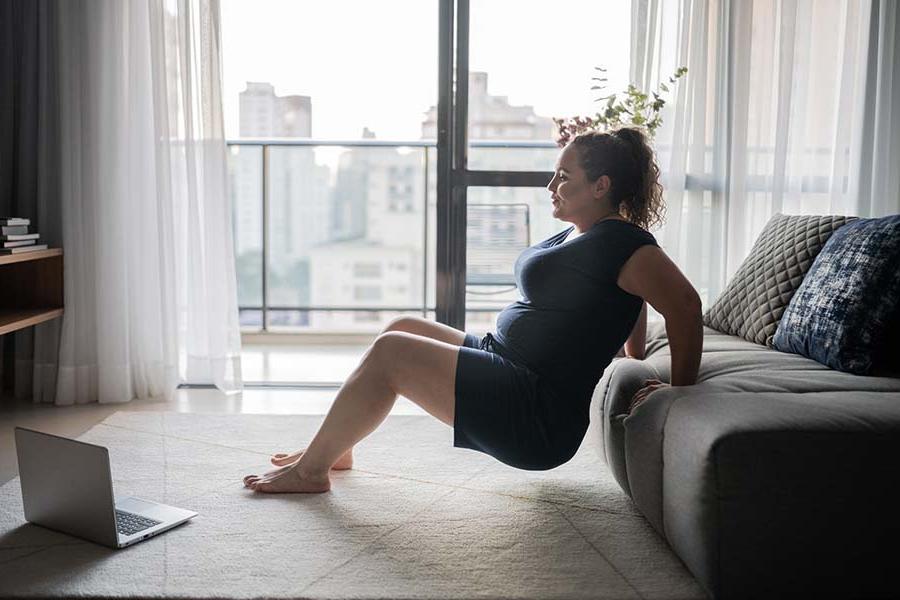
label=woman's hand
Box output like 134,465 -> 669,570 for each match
629,378 -> 668,412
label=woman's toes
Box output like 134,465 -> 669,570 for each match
250,466 -> 330,493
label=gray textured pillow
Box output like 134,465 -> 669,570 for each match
703,213 -> 857,346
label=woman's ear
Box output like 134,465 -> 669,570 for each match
594,175 -> 611,200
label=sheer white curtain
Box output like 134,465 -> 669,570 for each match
858,0 -> 900,217
43,0 -> 242,405
632,0 -> 900,306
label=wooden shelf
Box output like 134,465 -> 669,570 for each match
0,247 -> 62,266
0,248 -> 64,337
0,308 -> 64,336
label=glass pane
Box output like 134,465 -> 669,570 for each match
468,144 -> 559,173
466,0 -> 632,170
228,145 -> 264,329
221,0 -> 438,141
222,1 -> 441,335
264,145 -> 431,332
265,309 -> 429,335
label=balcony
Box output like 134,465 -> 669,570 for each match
228,138 -> 561,332
228,138 -> 560,384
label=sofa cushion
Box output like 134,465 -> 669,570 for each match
772,214 -> 900,375
703,213 -> 856,346
643,320 -> 900,394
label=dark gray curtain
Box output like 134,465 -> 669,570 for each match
0,0 -> 62,402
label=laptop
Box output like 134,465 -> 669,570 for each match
14,427 -> 198,549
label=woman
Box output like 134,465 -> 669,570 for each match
242,127 -> 703,493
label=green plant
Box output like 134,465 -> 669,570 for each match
553,66 -> 687,147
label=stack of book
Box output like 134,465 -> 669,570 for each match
0,218 -> 49,255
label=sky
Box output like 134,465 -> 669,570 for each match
220,0 -> 633,141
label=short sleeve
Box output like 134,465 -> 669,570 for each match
594,226 -> 659,283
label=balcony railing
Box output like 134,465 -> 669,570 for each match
227,138 -> 558,332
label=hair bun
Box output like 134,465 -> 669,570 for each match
611,127 -> 647,151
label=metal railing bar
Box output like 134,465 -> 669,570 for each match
228,139 -> 434,147
261,145 -> 269,331
226,138 -> 559,148
422,145 -> 430,318
238,305 -> 510,312
465,170 -> 553,187
227,139 -> 848,154
180,382 -> 344,390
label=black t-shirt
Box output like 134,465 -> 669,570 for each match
492,218 -> 660,408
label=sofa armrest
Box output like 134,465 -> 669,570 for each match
660,391 -> 900,599
593,357 -> 667,496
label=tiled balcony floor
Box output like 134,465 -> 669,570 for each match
240,343 -> 369,384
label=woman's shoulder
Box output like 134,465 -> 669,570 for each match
593,219 -> 659,245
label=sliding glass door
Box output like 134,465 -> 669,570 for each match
436,0 -> 632,332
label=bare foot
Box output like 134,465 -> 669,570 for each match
243,463 -> 295,488
245,464 -> 330,494
270,448 -> 353,470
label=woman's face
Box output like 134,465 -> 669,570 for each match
546,144 -> 606,222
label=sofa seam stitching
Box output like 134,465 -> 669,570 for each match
713,438 -> 722,598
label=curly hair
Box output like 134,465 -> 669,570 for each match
568,127 -> 665,231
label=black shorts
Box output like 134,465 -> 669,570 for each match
453,332 -> 581,470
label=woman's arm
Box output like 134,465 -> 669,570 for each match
617,245 -> 703,386
623,301 -> 647,359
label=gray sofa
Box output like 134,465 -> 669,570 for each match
592,320 -> 900,599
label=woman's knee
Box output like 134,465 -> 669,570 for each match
365,331 -> 419,388
367,331 -> 406,366
381,315 -> 424,335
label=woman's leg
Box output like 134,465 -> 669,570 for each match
242,330 -> 461,493
382,315 -> 467,346
267,315 -> 467,468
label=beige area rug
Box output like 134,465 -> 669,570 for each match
0,412 -> 706,599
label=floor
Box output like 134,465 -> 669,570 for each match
0,386 -> 429,487
239,343 -> 370,384
0,340 -> 459,485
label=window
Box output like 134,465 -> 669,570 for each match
354,285 -> 382,301
353,263 -> 382,278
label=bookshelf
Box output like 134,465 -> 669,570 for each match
0,248 -> 64,336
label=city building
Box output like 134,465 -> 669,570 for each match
421,72 -> 556,140
234,73 -> 560,332
232,82 -> 329,326
239,82 -> 311,138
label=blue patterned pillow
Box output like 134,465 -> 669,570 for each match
772,215 -> 900,375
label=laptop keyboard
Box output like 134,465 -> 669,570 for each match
115,509 -> 162,536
